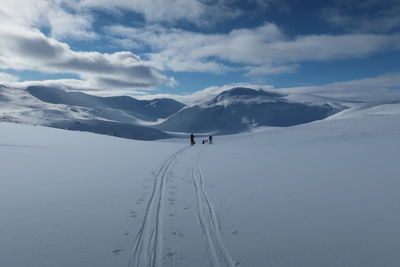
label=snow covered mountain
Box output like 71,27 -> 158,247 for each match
27,86 -> 185,122
156,87 -> 342,133
1,85 -> 347,139
0,85 -> 184,140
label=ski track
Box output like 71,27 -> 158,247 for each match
128,146 -> 188,267
192,152 -> 236,267
128,147 -> 235,267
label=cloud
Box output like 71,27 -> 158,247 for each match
0,0 -> 95,40
0,25 -> 174,90
107,23 -> 400,76
131,73 -> 400,104
0,72 -> 19,82
46,8 -> 96,40
132,83 -> 275,103
3,79 -> 95,91
105,23 -> 287,74
1,0 -> 399,97
278,72 -> 400,103
244,64 -> 299,76
80,0 -> 208,25
0,0 -> 282,40
323,0 -> 400,33
78,0 -> 275,26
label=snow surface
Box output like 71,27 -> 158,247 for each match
1,103 -> 400,267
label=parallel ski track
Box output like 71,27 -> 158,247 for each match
128,146 -> 188,267
192,152 -> 236,267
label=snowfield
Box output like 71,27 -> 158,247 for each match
1,103 -> 400,267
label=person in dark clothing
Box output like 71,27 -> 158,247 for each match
209,135 -> 213,144
190,133 -> 195,145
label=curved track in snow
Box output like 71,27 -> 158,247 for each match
192,152 -> 236,267
128,146 -> 188,267
128,147 -> 234,267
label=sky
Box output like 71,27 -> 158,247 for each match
0,0 -> 399,102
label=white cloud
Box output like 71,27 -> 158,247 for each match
1,0 -> 399,96
107,23 -> 400,76
80,0 -> 206,24
3,79 -> 95,91
0,0 -> 280,40
46,8 -> 96,40
78,0 -> 253,26
0,0 -> 48,28
278,72 -> 400,103
109,38 -> 143,50
0,0 -> 95,40
133,83 -> 275,103
324,0 -> 400,33
244,64 -> 299,76
0,72 -> 19,82
132,73 -> 400,104
0,25 -> 174,90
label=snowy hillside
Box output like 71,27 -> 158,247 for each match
156,87 -> 342,133
27,86 -> 185,122
1,103 -> 399,266
0,85 -> 184,140
1,85 -> 347,139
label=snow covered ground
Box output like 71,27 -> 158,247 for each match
1,103 -> 400,267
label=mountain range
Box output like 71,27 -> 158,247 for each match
0,85 -> 344,140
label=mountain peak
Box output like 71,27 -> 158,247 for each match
201,87 -> 285,107
217,87 -> 283,98
156,87 -> 340,134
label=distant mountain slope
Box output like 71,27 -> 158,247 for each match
27,86 -> 185,122
156,87 -> 342,133
1,85 -> 345,138
0,85 -> 172,140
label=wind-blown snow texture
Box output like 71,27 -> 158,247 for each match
156,87 -> 341,133
1,103 -> 399,266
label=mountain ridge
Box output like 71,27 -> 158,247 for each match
1,85 -> 347,139
27,86 -> 185,122
156,87 -> 342,134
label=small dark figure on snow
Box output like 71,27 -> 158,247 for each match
190,133 -> 195,145
209,135 -> 213,144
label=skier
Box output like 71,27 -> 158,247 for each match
209,135 -> 213,144
190,133 -> 195,146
